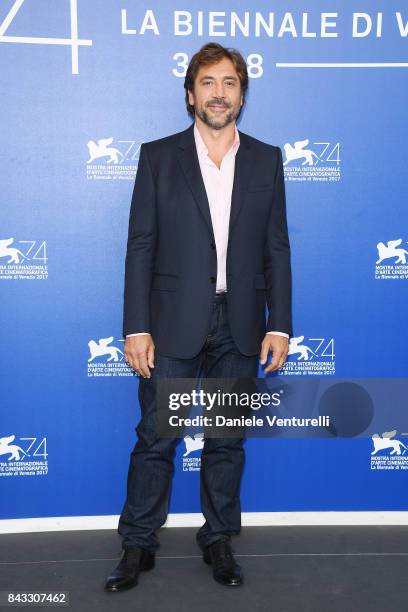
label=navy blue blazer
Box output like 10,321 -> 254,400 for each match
123,122 -> 292,359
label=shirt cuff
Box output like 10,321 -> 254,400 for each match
126,333 -> 151,337
266,331 -> 289,338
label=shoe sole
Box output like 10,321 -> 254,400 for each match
105,580 -> 139,593
214,576 -> 243,586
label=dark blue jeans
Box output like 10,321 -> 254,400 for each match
118,292 -> 260,552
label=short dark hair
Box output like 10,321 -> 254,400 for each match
184,42 -> 248,119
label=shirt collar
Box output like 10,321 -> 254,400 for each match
193,121 -> 240,158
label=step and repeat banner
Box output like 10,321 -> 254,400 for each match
1,0 -> 407,522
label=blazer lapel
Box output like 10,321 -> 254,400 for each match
228,130 -> 253,233
177,122 -> 254,241
177,123 -> 215,241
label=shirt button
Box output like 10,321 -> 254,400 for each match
209,276 -> 216,283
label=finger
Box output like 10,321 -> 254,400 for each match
125,350 -> 139,371
129,350 -> 142,374
147,343 -> 155,369
259,341 -> 271,365
136,353 -> 150,378
277,352 -> 288,367
133,356 -> 142,376
129,351 -> 141,375
264,352 -> 284,373
124,352 -> 134,371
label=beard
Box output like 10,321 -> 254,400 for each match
195,102 -> 241,130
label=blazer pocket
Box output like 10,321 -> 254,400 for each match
151,273 -> 179,291
254,273 -> 266,290
247,184 -> 273,192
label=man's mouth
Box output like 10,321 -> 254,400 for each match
208,104 -> 228,110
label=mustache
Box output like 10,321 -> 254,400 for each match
207,98 -> 229,106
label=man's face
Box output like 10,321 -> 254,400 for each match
188,57 -> 244,130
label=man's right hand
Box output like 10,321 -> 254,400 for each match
124,335 -> 155,378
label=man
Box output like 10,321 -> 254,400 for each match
105,42 -> 292,592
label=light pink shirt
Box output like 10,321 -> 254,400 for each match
194,121 -> 237,294
127,121 -> 288,339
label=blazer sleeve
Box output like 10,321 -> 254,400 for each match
122,143 -> 157,338
264,146 -> 293,337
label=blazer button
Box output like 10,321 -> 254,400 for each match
210,242 -> 216,249
209,276 -> 216,283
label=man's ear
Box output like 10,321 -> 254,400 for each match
188,88 -> 194,106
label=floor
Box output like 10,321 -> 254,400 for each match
1,526 -> 408,611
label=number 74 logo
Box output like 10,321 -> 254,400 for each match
0,0 -> 92,74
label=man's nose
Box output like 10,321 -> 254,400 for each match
214,83 -> 226,99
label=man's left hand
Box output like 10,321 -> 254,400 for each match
260,334 -> 289,373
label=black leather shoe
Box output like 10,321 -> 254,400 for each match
104,545 -> 155,592
203,540 -> 243,586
